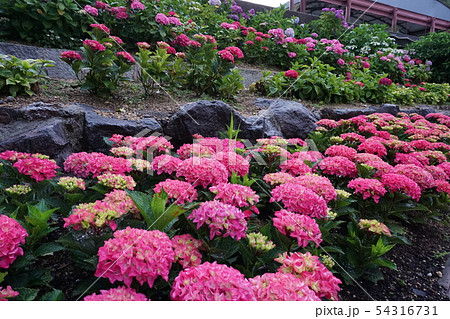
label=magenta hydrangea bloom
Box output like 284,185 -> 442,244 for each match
177,143 -> 214,159
64,152 -> 132,178
263,172 -> 294,185
95,227 -> 174,288
172,234 -> 203,268
424,165 -> 449,181
280,158 -> 313,176
0,150 -> 30,162
358,219 -> 391,237
97,173 -> 136,190
270,183 -> 328,218
0,215 -> 28,269
13,157 -> 59,182
319,156 -> 358,178
391,164 -> 435,190
103,190 -> 139,216
171,262 -> 256,301
292,174 -> 337,203
358,139 -> 387,157
276,252 -> 342,300
435,180 -> 450,195
176,157 -> 228,188
153,179 -> 198,204
325,145 -> 357,160
0,286 -> 19,301
84,287 -> 148,301
273,210 -> 322,247
365,160 -> 393,178
151,155 -> 182,175
347,178 -> 387,203
189,201 -> 247,240
250,272 -> 320,301
381,173 -> 421,201
212,151 -> 250,177
210,183 -> 259,207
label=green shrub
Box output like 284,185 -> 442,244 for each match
0,54 -> 54,97
406,32 -> 450,83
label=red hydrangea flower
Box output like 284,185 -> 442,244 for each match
381,173 -> 421,201
84,287 -> 148,301
172,234 -> 203,268
250,272 -> 320,301
13,157 -> 59,182
153,179 -> 198,204
270,182 -> 328,218
218,49 -> 235,63
379,77 -> 392,85
358,139 -> 387,157
171,262 -> 256,301
284,69 -> 299,78
175,34 -> 191,47
319,156 -> 358,178
0,215 -> 28,269
189,201 -> 247,240
273,210 -> 322,247
95,227 -> 174,288
347,178 -> 387,203
276,252 -> 342,300
225,46 -> 244,59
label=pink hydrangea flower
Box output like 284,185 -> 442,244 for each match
225,46 -> 244,59
116,51 -> 136,63
0,286 -> 19,301
284,70 -> 299,78
218,49 -> 234,63
325,145 -> 357,160
83,39 -> 105,51
347,178 -> 387,203
424,165 -> 449,181
84,5 -> 98,16
188,201 -> 247,240
151,155 -> 182,175
279,158 -> 313,176
435,180 -> 450,195
177,143 -> 214,159
64,152 -> 132,178
174,34 -> 191,47
354,153 -> 382,163
155,13 -> 169,25
210,183 -> 259,207
250,272 -> 320,301
319,156 -> 358,178
358,139 -> 387,157
358,219 -> 391,237
171,262 -> 256,301
381,173 -> 421,201
211,151 -> 250,177
97,173 -> 136,190
96,227 -> 174,288
316,119 -> 338,129
0,215 -> 28,269
176,157 -> 228,188
365,160 -> 393,177
61,51 -> 82,61
58,176 -> 86,191
90,23 -> 110,34
13,157 -> 59,182
391,164 -> 435,190
289,151 -> 324,162
84,287 -> 148,301
153,179 -> 198,204
103,189 -> 139,216
172,234 -> 203,268
292,174 -> 337,203
273,210 -> 322,247
130,1 -> 145,10
263,172 -> 294,185
63,201 -> 123,231
0,151 -> 30,161
276,252 -> 342,300
270,182 -> 328,218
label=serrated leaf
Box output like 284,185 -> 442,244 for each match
34,243 -> 64,257
14,288 -> 38,301
41,289 -> 65,301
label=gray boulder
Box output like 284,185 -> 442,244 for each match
164,100 -> 247,146
262,99 -> 318,139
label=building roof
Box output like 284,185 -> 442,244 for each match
368,0 -> 450,21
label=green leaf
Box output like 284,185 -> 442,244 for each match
0,272 -> 7,284
34,243 -> 64,257
40,289 -> 65,301
151,191 -> 168,217
127,190 -> 154,226
14,288 -> 38,301
373,259 -> 397,270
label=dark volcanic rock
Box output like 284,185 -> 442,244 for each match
262,99 -> 318,139
164,100 -> 247,146
83,108 -> 163,153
